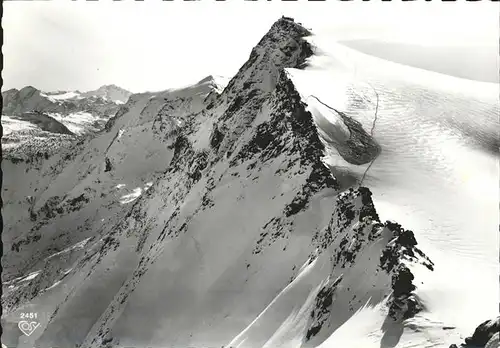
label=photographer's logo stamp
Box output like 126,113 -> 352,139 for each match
18,313 -> 40,337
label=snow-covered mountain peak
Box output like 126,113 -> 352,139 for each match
18,85 -> 38,94
263,16 -> 311,43
215,17 -> 313,107
196,75 -> 231,94
197,75 -> 218,84
81,85 -> 132,104
2,16 -> 498,348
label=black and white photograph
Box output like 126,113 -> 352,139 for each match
1,1 -> 499,348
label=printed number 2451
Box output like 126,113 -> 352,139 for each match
20,313 -> 37,319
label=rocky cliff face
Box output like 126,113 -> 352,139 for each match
449,317 -> 500,348
1,18 -> 451,348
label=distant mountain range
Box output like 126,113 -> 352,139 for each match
2,84 -> 131,116
1,85 -> 132,160
78,84 -> 132,103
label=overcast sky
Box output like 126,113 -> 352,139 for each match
2,0 -> 497,93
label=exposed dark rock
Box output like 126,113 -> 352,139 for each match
310,96 -> 381,165
10,234 -> 41,252
380,222 -> 434,273
7,156 -> 24,164
67,193 -> 89,210
357,187 -> 380,222
306,276 -> 343,341
449,317 -> 499,347
168,134 -> 195,174
104,157 -> 113,172
209,123 -> 225,151
105,105 -> 129,132
284,163 -> 337,217
388,264 -> 422,320
38,196 -> 64,220
380,221 -> 434,321
230,71 -> 337,220
212,17 -> 314,160
188,150 -> 209,183
464,317 -> 499,347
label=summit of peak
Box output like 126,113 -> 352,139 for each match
81,84 -> 132,103
19,86 -> 39,93
197,75 -> 216,84
273,16 -> 306,30
257,16 -> 311,46
212,16 -> 313,106
196,75 -> 231,92
2,88 -> 20,96
97,84 -> 125,91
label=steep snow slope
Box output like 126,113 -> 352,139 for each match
1,18 -> 497,348
288,36 -> 499,341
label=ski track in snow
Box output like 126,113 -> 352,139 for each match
358,83 -> 380,186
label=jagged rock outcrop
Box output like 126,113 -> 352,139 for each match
300,187 -> 433,347
450,317 -> 500,348
210,16 -> 314,159
485,332 -> 499,348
